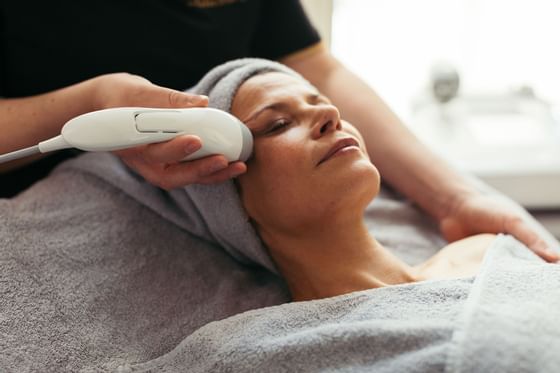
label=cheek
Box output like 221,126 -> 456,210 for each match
252,132 -> 309,183
238,137 -> 313,221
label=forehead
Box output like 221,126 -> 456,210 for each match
235,72 -> 317,108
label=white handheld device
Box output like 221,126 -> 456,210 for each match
0,107 -> 253,164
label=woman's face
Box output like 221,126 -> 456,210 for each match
231,72 -> 380,235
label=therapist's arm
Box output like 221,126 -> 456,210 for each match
0,73 -> 245,186
281,44 -> 558,261
0,79 -> 95,173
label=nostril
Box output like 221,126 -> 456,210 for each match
333,120 -> 342,131
320,120 -> 333,134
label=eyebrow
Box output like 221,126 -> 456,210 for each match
243,92 -> 328,124
244,102 -> 287,124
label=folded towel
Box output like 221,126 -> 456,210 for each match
445,234 -> 560,373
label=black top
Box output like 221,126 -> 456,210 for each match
0,0 -> 320,197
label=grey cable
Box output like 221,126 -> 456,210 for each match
0,145 -> 41,164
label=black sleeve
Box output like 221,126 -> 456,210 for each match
251,0 -> 321,60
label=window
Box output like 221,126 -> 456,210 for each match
332,0 -> 560,122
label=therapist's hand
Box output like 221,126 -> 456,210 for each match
90,73 -> 247,189
438,192 -> 559,262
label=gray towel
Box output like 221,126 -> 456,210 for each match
445,235 -> 560,373
119,235 -> 560,373
127,277 -> 473,373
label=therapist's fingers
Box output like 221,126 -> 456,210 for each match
194,161 -> 247,185
504,216 -> 559,262
127,83 -> 209,109
115,134 -> 248,188
92,72 -> 209,110
120,152 -> 244,190
140,134 -> 203,164
153,157 -> 245,189
113,135 -> 202,171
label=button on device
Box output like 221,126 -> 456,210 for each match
135,111 -> 186,133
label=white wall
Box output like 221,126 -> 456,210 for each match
300,0 -> 333,48
331,0 -> 560,122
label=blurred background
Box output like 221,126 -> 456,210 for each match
302,0 -> 560,237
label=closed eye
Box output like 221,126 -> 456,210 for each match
265,119 -> 291,135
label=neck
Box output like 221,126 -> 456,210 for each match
262,214 -> 419,302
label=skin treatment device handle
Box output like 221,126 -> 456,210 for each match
0,107 -> 253,164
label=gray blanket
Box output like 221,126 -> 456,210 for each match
124,235 -> 560,373
1,153 -> 558,372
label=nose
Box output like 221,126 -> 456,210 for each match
311,104 -> 342,139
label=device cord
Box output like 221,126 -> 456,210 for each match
0,145 -> 41,164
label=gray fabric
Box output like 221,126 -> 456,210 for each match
0,154 -> 289,372
188,58 -> 303,113
445,234 -> 560,373
126,278 -> 473,373
117,235 -> 560,373
0,152 -> 450,372
174,58 -> 307,274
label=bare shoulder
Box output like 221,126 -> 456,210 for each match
416,234 -> 497,280
443,233 -> 497,254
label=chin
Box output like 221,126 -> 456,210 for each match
327,158 -> 381,212
357,160 -> 381,202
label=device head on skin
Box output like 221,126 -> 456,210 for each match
0,107 -> 254,164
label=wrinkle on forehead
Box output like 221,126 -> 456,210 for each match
232,72 -> 320,125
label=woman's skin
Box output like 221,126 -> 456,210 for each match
231,72 -> 495,302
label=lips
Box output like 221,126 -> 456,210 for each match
318,137 -> 360,165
